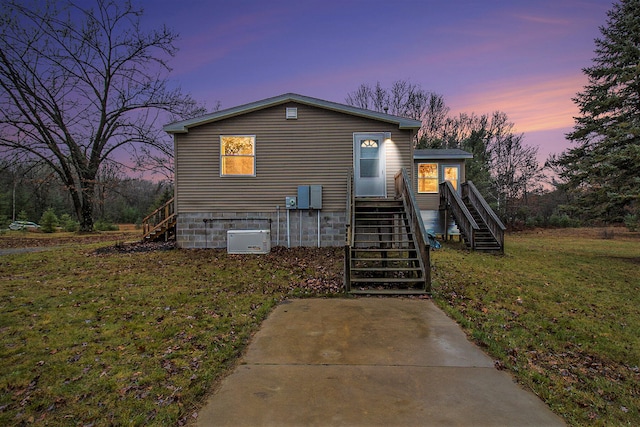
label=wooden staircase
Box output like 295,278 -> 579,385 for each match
440,181 -> 505,253
141,197 -> 176,242
462,196 -> 501,251
344,169 -> 430,295
346,198 -> 428,294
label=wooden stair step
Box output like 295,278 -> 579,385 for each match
349,288 -> 428,295
354,224 -> 408,234
351,247 -> 418,254
349,277 -> 424,284
355,213 -> 405,217
354,235 -> 413,240
355,207 -> 405,211
475,242 -> 501,248
353,238 -> 413,241
355,200 -> 403,206
351,248 -> 417,252
355,219 -> 405,222
351,267 -> 422,272
351,257 -> 419,262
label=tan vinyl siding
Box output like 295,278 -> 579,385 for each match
175,102 -> 414,213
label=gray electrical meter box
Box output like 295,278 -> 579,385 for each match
297,186 -> 310,209
285,196 -> 297,209
310,185 -> 322,209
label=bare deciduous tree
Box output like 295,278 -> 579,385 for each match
345,84 -> 373,110
491,133 -> 544,222
0,0 -> 204,231
345,79 -> 447,144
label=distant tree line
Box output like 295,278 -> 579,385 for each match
0,158 -> 172,231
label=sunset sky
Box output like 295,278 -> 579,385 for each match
142,0 -> 611,163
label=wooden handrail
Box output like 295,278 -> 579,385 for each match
462,181 -> 505,252
142,197 -> 175,237
142,197 -> 174,224
394,168 -> 431,292
344,169 -> 354,292
141,214 -> 176,240
345,168 -> 355,247
440,181 -> 478,248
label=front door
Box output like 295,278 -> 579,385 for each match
354,133 -> 386,197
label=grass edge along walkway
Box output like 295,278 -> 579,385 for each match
431,229 -> 640,426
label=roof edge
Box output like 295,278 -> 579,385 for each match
413,149 -> 474,160
163,93 -> 423,134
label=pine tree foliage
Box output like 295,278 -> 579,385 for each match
555,0 -> 640,222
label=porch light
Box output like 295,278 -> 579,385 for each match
384,132 -> 392,142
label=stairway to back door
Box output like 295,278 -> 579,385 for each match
346,198 -> 428,295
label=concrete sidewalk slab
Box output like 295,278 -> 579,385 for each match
196,298 -> 564,426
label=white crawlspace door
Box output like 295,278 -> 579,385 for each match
354,133 -> 386,197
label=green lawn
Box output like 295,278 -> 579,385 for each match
0,240 -> 341,426
1,229 -> 638,426
430,228 -> 640,426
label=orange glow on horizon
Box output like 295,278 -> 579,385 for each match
449,74 -> 587,134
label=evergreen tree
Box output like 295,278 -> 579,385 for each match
460,129 -> 494,200
553,0 -> 640,223
40,208 -> 59,233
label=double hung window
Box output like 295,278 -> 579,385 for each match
418,163 -> 438,193
220,136 -> 255,176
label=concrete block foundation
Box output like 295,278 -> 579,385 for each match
176,211 -> 346,249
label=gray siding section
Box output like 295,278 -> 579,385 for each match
174,102 -> 414,215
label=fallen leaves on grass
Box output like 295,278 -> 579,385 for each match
95,240 -> 176,254
432,233 -> 640,426
0,232 -> 136,249
0,243 -> 345,426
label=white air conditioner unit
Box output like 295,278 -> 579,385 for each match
227,230 -> 271,254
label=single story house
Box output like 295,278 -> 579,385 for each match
155,93 -> 504,293
163,93 -> 424,249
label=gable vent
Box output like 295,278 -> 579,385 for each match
286,107 -> 298,119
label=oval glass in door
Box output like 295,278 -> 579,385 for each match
354,133 -> 385,197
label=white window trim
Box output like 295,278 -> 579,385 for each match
220,135 -> 256,177
417,162 -> 439,194
442,164 -> 460,193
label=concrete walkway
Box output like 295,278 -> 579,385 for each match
196,298 -> 564,426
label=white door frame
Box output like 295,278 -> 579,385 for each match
442,164 -> 461,194
353,133 -> 386,197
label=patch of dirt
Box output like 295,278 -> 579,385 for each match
94,240 -> 176,254
0,232 -> 137,249
95,244 -> 344,293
